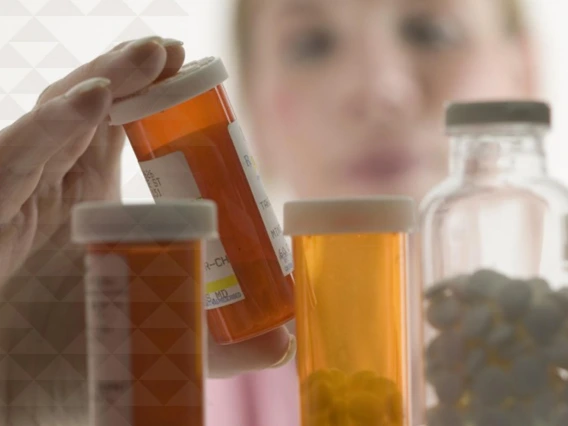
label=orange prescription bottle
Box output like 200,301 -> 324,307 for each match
283,197 -> 417,426
108,57 -> 295,345
71,200 -> 217,426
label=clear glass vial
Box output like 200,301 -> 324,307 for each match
420,101 -> 568,426
284,196 -> 416,426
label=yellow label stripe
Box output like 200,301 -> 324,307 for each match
206,274 -> 239,294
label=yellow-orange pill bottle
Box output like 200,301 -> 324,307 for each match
71,200 -> 217,426
284,197 -> 417,426
108,57 -> 294,345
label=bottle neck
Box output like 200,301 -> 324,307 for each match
449,127 -> 548,180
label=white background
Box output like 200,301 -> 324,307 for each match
0,0 -> 567,202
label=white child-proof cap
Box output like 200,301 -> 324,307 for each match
71,200 -> 218,244
283,196 -> 416,236
108,56 -> 229,126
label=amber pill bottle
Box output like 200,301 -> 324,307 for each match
284,197 -> 417,426
71,200 -> 217,426
109,57 -> 295,345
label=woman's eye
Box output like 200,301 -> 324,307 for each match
401,17 -> 462,50
287,28 -> 337,62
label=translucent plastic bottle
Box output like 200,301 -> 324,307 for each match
284,197 -> 417,426
420,101 -> 568,426
108,57 -> 294,344
71,200 -> 217,426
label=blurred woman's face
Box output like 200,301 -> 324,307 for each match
247,0 -> 534,201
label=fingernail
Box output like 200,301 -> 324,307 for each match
271,334 -> 296,369
123,36 -> 163,51
162,38 -> 184,47
64,77 -> 111,99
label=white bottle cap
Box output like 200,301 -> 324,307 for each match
71,200 -> 218,244
283,196 -> 416,236
108,56 -> 229,126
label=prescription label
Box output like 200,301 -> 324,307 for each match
139,152 -> 245,310
85,253 -> 133,426
228,121 -> 294,276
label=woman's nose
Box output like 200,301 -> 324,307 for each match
344,24 -> 421,122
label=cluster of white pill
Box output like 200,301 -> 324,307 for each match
301,369 -> 403,426
425,269 -> 568,426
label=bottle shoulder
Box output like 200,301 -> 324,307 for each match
420,175 -> 568,221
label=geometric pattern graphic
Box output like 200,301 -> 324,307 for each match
0,0 -> 234,203
0,244 -> 205,425
0,0 -> 234,202
85,250 -> 203,426
0,1 -> 223,424
0,228 -> 205,424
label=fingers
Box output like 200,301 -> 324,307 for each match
207,326 -> 297,379
110,37 -> 183,54
2,78 -> 112,171
100,38 -> 166,98
109,37 -> 185,82
38,37 -> 186,185
37,36 -> 185,104
156,39 -> 186,81
0,79 -> 112,222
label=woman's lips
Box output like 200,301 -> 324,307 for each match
346,151 -> 420,182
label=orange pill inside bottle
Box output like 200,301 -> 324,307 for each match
71,200 -> 216,426
108,57 -> 295,344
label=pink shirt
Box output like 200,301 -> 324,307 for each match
205,361 -> 299,426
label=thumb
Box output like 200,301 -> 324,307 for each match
207,326 -> 296,378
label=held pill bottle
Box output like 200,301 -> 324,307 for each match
71,200 -> 217,426
283,197 -> 417,426
108,57 -> 295,345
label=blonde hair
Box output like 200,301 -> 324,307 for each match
234,0 -> 526,86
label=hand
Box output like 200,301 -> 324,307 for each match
0,35 -> 295,424
0,35 -> 183,279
